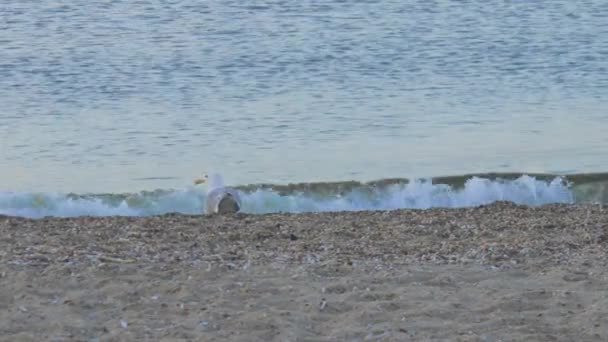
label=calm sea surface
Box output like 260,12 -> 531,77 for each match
1,1 -> 607,193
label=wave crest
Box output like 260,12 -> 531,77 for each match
0,175 -> 580,218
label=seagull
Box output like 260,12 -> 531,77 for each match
194,173 -> 242,214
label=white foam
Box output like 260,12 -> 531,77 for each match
241,175 -> 573,213
0,175 -> 574,218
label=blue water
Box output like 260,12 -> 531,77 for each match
1,1 -> 607,217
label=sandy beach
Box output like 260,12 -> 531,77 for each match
1,202 -> 607,341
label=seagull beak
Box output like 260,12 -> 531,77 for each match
194,177 -> 206,185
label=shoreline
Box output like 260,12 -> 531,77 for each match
1,202 -> 607,340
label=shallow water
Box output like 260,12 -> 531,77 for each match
1,0 -> 607,196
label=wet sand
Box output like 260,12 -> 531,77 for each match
1,202 -> 607,341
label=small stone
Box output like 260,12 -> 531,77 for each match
563,272 -> 588,282
319,298 -> 327,311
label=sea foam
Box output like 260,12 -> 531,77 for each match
0,175 -> 575,218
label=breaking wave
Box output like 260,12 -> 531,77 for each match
3,172 -> 605,218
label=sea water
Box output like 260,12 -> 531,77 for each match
1,1 -> 607,217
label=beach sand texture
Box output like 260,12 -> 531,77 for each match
1,202 -> 608,341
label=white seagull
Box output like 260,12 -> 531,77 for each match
194,173 -> 242,214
